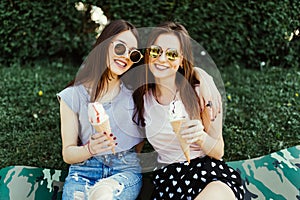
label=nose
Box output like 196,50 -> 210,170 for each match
158,52 -> 167,62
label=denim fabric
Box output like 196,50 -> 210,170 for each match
62,149 -> 142,200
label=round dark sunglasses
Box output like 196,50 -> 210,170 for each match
149,45 -> 180,61
112,41 -> 143,63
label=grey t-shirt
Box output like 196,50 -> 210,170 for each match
57,83 -> 143,155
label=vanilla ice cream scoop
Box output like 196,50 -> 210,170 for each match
88,102 -> 109,125
169,100 -> 188,121
88,102 -> 115,154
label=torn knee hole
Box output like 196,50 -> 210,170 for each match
88,179 -> 124,200
74,191 -> 85,200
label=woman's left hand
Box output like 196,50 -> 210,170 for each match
193,67 -> 222,120
180,120 -> 206,144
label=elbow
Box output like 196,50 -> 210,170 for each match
62,150 -> 74,164
216,140 -> 225,160
211,139 -> 224,160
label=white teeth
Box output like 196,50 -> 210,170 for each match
115,60 -> 126,67
155,64 -> 169,70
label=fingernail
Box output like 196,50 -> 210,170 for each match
113,137 -> 117,140
115,143 -> 118,145
110,133 -> 113,137
103,132 -> 106,135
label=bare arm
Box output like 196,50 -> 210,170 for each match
181,112 -> 224,160
194,67 -> 222,120
181,81 -> 224,159
59,100 -> 113,164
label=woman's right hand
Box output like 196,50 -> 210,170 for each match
87,132 -> 116,155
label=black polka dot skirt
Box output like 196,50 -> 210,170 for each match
151,156 -> 244,200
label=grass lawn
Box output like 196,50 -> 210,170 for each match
0,64 -> 299,170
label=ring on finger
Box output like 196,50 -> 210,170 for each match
206,101 -> 213,107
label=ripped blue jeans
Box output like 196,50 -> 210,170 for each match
62,149 -> 142,200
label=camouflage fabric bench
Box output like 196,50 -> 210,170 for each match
0,145 -> 299,200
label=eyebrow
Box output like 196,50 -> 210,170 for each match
115,39 -> 137,49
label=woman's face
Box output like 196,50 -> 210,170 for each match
148,33 -> 182,80
108,30 -> 139,77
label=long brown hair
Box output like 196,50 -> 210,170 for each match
133,21 -> 201,126
66,19 -> 139,101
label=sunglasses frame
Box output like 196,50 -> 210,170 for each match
148,45 -> 180,61
112,41 -> 143,63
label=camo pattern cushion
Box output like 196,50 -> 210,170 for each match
0,166 -> 67,200
227,145 -> 300,200
0,145 -> 299,200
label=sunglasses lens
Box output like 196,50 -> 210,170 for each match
130,50 -> 142,63
166,49 -> 179,61
114,43 -> 126,55
149,46 -> 161,58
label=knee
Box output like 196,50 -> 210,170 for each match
88,179 -> 124,200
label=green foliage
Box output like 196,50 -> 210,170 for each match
95,0 -> 300,69
0,0 -> 95,67
0,65 -> 299,168
1,0 -> 299,68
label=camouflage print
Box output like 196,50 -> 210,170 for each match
227,145 -> 300,200
0,166 -> 67,200
0,145 -> 299,200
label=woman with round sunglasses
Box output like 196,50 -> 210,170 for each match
133,22 -> 244,200
57,20 -> 144,200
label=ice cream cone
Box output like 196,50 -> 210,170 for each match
170,119 -> 190,163
92,119 -> 115,154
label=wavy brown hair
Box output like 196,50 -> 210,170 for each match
133,22 -> 201,126
66,19 -> 139,101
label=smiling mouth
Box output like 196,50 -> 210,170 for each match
114,59 -> 127,68
154,64 -> 169,71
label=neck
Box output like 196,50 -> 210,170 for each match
154,78 -> 178,105
98,76 -> 121,103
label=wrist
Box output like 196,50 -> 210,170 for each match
85,140 -> 95,156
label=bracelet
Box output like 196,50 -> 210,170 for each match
86,140 -> 95,156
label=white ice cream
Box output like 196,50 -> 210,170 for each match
88,102 -> 109,125
169,100 -> 188,121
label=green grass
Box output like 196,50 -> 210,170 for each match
0,64 -> 299,169
221,66 -> 300,161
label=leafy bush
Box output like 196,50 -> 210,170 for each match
97,0 -> 300,69
1,0 -> 299,68
0,0 -> 95,67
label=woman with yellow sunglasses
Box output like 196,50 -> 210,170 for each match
133,22 -> 244,200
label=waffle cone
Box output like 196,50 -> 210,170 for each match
170,119 -> 190,163
93,119 -> 115,154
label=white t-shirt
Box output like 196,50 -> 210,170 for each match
144,90 -> 205,164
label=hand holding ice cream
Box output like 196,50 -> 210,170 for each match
169,100 -> 191,163
88,102 -> 116,154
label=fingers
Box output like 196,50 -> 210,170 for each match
183,132 -> 205,144
89,132 -> 117,155
181,120 -> 204,135
180,120 -> 206,144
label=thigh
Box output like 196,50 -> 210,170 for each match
62,176 -> 89,200
62,158 -> 105,200
195,181 -> 235,200
89,171 -> 142,200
